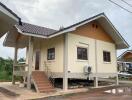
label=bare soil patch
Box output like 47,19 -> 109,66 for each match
0,87 -> 19,97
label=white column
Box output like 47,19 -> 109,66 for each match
94,40 -> 98,88
116,75 -> 119,85
94,77 -> 98,88
27,36 -> 33,89
12,46 -> 18,85
63,33 -> 68,91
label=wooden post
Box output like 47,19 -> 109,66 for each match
27,36 -> 33,89
12,46 -> 18,85
63,33 -> 68,91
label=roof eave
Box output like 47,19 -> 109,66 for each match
0,2 -> 21,21
15,25 -> 48,39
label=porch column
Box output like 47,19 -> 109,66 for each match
12,46 -> 18,85
94,77 -> 98,88
27,36 -> 33,89
63,33 -> 68,91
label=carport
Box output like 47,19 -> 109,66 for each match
0,2 -> 21,85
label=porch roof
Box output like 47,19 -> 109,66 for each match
15,22 -> 57,37
0,2 -> 21,38
4,13 -> 129,49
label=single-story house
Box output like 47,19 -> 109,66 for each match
0,2 -> 129,93
118,50 -> 132,73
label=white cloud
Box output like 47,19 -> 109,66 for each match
0,0 -> 132,58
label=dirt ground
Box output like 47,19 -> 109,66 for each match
0,83 -> 132,100
36,86 -> 132,100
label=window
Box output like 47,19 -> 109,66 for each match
77,47 -> 88,60
47,48 -> 55,60
103,51 -> 111,62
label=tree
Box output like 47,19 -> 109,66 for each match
18,58 -> 25,63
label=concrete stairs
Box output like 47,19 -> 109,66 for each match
32,71 -> 55,93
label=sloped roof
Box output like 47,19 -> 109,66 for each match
16,22 -> 57,36
118,50 -> 132,59
14,13 -> 129,49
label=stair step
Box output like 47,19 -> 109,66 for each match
35,81 -> 51,83
32,71 -> 55,93
37,83 -> 52,87
39,89 -> 55,93
38,86 -> 53,90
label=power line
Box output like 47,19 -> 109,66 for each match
121,0 -> 132,8
108,0 -> 132,14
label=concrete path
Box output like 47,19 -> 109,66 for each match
36,86 -> 132,100
100,78 -> 132,84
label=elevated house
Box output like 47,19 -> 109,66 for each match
0,2 -> 129,93
118,50 -> 132,73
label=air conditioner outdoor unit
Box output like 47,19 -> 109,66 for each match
84,65 -> 92,74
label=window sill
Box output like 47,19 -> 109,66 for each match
47,60 -> 55,62
103,62 -> 111,64
76,59 -> 88,62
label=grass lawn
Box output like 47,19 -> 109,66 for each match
0,71 -> 12,82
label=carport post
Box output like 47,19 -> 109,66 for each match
27,36 -> 33,89
12,46 -> 18,85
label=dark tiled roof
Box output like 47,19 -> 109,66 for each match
16,22 -> 57,36
16,13 -> 105,37
0,2 -> 20,20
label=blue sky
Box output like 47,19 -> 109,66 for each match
0,0 -> 132,59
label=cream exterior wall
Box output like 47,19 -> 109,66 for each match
67,33 -> 117,74
27,33 -> 117,74
31,35 -> 64,72
96,40 -> 117,73
67,33 -> 96,73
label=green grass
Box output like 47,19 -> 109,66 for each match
0,71 -> 12,81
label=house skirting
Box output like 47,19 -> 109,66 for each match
51,72 -> 118,79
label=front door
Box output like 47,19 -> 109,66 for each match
35,50 -> 40,70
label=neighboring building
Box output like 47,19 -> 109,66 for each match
0,2 -> 129,93
118,50 -> 132,73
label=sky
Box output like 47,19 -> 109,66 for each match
0,0 -> 132,59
